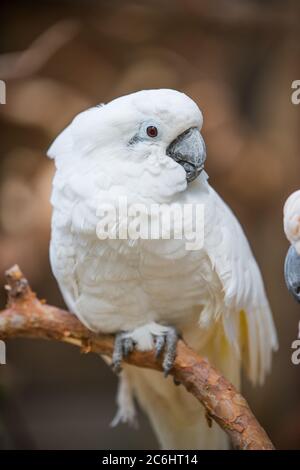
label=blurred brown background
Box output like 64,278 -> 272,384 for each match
0,0 -> 299,449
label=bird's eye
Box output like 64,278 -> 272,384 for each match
146,126 -> 158,138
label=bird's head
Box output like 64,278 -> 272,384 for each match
49,89 -> 206,201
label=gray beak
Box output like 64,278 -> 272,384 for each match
285,245 -> 300,303
166,127 -> 206,183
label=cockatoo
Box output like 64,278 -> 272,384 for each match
284,190 -> 300,302
48,89 -> 277,449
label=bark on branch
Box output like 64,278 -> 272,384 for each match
0,265 -> 274,450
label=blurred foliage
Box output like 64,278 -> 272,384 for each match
0,0 -> 299,449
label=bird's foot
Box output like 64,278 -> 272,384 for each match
112,333 -> 135,374
111,322 -> 180,377
154,326 -> 179,377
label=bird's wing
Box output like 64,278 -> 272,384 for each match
205,187 -> 278,384
48,124 -> 82,314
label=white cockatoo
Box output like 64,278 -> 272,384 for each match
48,89 -> 277,449
284,190 -> 300,302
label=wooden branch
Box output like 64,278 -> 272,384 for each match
0,265 -> 274,450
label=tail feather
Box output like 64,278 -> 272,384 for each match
113,320 -> 241,449
124,366 -> 229,450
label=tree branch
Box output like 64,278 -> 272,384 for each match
0,265 -> 274,450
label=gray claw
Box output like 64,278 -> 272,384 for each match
112,333 -> 135,374
155,335 -> 165,358
112,327 -> 179,378
123,337 -> 134,357
112,333 -> 124,374
162,327 -> 179,377
173,377 -> 181,386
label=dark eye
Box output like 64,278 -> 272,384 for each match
146,126 -> 158,138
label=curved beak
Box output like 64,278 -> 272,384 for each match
285,245 -> 300,303
166,127 -> 206,183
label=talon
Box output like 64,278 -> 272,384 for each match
112,333 -> 124,374
155,335 -> 165,358
112,333 -> 135,374
112,326 -> 179,378
173,377 -> 181,386
162,327 -> 179,377
123,337 -> 134,357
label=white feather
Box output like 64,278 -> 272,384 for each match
204,187 -> 278,384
